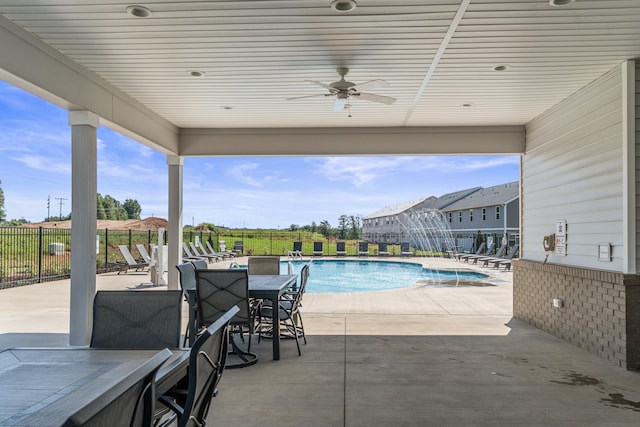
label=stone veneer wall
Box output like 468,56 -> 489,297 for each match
513,259 -> 640,370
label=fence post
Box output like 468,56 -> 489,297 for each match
37,227 -> 43,283
128,229 -> 132,250
104,228 -> 109,273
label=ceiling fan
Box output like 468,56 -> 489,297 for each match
286,67 -> 396,113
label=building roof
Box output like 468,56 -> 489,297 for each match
441,182 -> 519,211
363,182 -> 519,219
363,197 -> 436,220
434,187 -> 482,210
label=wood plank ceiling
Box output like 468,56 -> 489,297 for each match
1,0 -> 639,129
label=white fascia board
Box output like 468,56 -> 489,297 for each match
179,126 -> 525,156
0,15 -> 178,155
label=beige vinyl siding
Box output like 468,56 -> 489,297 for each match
523,65 -> 624,271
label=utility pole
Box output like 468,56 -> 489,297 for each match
55,197 -> 68,220
47,196 -> 51,222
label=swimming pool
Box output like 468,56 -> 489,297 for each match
279,259 -> 488,294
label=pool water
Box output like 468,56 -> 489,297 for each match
280,259 -> 488,294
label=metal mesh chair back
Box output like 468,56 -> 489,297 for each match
64,349 -> 171,427
90,291 -> 182,349
190,259 -> 208,271
176,263 -> 197,295
299,263 -> 310,295
336,242 -> 345,252
195,269 -> 250,329
247,256 -> 280,275
175,306 -> 236,427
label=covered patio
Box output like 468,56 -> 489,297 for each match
1,3 -> 640,423
1,258 -> 639,425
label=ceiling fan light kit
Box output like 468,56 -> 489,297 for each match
286,67 -> 396,115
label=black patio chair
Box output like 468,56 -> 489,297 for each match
195,269 -> 258,368
336,241 -> 347,256
90,290 -> 182,350
63,348 -> 172,427
313,241 -> 323,256
258,264 -> 309,356
158,306 -> 238,427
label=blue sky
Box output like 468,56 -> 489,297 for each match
0,80 -> 520,229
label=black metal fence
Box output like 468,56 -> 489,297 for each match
0,226 -> 519,289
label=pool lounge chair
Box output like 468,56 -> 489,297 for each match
457,242 -> 486,262
463,243 -> 495,264
288,241 -> 303,258
378,243 -> 390,256
358,242 -> 369,257
313,241 -> 324,256
135,243 -> 152,264
336,241 -> 347,256
475,242 -> 508,265
206,241 -> 235,259
183,242 -> 207,262
117,245 -> 149,274
484,245 -> 519,270
400,243 -> 413,257
190,241 -> 222,262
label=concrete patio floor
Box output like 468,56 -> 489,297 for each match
1,257 -> 639,426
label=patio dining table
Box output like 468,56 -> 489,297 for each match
0,346 -> 189,426
186,273 -> 298,361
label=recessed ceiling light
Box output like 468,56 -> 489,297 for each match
126,5 -> 152,18
549,0 -> 575,6
187,70 -> 206,77
330,0 -> 357,13
492,64 -> 511,71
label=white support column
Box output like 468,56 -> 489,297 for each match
622,60 -> 636,274
167,155 -> 183,290
68,110 -> 99,345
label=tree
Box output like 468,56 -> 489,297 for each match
348,215 -> 362,240
337,215 -> 349,239
318,220 -> 331,238
0,179 -> 5,223
123,199 -> 141,219
96,193 -> 106,219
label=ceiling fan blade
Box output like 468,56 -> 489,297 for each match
333,97 -> 347,112
351,79 -> 389,91
286,93 -> 330,101
355,92 -> 397,105
305,80 -> 335,91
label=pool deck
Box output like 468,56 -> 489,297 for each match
1,256 -> 639,426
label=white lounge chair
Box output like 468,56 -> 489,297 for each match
117,245 -> 149,274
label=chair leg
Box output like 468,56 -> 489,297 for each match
295,312 -> 307,345
287,317 -> 301,356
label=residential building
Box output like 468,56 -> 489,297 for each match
362,182 -> 519,252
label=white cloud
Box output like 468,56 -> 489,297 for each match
226,162 -> 281,187
11,154 -> 71,175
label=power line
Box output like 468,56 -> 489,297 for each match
55,197 -> 68,220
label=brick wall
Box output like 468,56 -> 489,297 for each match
513,259 -> 640,370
